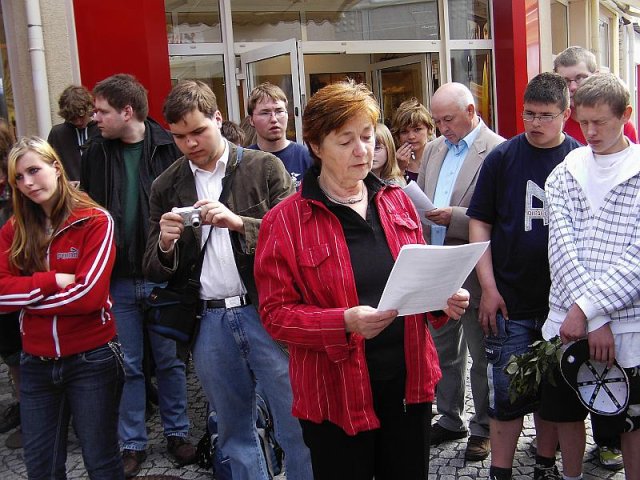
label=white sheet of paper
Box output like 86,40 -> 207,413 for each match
377,242 -> 490,316
403,181 -> 436,225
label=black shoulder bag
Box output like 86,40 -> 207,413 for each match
145,146 -> 244,345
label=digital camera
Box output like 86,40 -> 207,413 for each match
172,206 -> 202,228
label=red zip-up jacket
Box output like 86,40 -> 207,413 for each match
255,182 -> 446,435
0,207 -> 116,358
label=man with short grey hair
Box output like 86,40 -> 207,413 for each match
417,82 -> 504,461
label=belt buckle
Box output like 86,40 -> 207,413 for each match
225,296 -> 242,309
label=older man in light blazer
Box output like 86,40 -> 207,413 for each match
417,82 -> 504,462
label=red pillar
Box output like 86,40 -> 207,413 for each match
72,0 -> 171,125
493,0 -> 540,138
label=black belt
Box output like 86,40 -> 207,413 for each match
202,294 -> 251,310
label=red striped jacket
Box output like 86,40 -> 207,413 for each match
255,183 -> 445,435
0,207 -> 116,357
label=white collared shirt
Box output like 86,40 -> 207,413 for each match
189,141 -> 246,300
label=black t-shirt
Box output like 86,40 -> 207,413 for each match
467,133 -> 581,319
305,171 -> 405,381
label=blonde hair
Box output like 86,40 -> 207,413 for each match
7,136 -> 99,273
375,123 -> 405,185
390,98 -> 435,143
247,83 -> 288,115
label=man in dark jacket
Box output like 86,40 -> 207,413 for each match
81,73 -> 194,478
47,85 -> 99,181
143,80 -> 311,480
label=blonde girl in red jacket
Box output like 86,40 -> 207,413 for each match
0,136 -> 123,479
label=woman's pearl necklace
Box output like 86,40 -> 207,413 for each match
318,177 -> 365,205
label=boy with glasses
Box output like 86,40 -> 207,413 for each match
553,46 -> 637,147
468,72 -> 581,480
247,83 -> 312,189
541,72 -> 640,480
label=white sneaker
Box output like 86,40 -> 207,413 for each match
598,446 -> 623,471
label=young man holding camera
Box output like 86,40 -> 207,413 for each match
142,80 -> 311,480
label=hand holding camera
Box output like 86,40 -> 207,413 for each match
193,199 -> 245,234
158,201 -> 244,253
172,206 -> 202,228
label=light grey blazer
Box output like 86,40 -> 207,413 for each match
416,122 -> 504,304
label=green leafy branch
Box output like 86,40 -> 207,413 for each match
505,336 -> 563,404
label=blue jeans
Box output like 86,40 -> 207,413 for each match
110,277 -> 190,450
20,341 -> 124,480
485,313 -> 545,421
193,304 -> 312,480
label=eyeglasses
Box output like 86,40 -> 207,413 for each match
255,109 -> 287,119
563,74 -> 590,87
521,111 -> 564,123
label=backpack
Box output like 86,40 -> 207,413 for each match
256,393 -> 284,477
196,393 -> 284,479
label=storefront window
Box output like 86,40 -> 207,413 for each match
169,55 -> 227,119
230,1 -> 438,42
306,1 -> 439,41
550,1 -> 568,54
448,0 -> 491,40
450,50 -> 493,128
379,61 -> 426,126
232,10 -> 302,42
244,53 -> 298,140
599,16 -> 611,70
165,0 -> 222,44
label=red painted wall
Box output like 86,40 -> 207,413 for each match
493,0 -> 532,138
72,0 -> 171,125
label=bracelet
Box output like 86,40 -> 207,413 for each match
158,232 -> 175,254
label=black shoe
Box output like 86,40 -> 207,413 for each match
0,403 -> 20,433
167,436 -> 197,466
429,423 -> 468,446
534,463 -> 561,480
122,449 -> 147,478
5,427 -> 22,449
465,435 -> 490,461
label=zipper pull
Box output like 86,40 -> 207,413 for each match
403,398 -> 407,413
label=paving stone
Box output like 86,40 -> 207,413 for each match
0,353 -> 625,479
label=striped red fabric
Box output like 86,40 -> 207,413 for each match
255,185 -> 444,435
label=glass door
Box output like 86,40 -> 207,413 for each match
449,50 -> 493,128
240,39 -> 305,142
372,54 -> 438,127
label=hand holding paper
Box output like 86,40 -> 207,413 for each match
377,242 -> 489,316
403,181 -> 436,225
443,290 -> 470,320
344,305 -> 398,339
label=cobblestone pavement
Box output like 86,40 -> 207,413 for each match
0,359 -> 626,479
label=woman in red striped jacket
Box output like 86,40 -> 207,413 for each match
0,137 -> 123,479
255,82 -> 469,480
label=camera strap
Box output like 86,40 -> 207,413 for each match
190,145 -> 245,287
